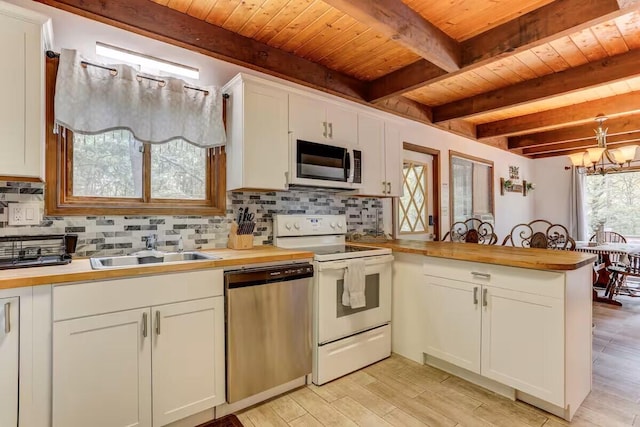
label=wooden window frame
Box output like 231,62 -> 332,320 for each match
448,150 -> 495,223
44,55 -> 226,216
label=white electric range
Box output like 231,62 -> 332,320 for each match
274,214 -> 393,385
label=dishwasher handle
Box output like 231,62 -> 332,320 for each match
225,263 -> 314,289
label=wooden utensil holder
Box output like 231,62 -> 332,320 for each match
228,222 -> 254,250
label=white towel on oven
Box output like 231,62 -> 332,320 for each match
342,259 -> 366,308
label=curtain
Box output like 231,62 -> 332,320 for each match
54,49 -> 226,148
569,167 -> 587,241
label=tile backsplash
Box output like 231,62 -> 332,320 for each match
0,181 -> 383,257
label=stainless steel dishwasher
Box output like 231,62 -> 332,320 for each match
225,263 -> 314,403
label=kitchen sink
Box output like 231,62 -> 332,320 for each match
90,251 -> 220,270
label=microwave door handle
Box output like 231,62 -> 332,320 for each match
344,150 -> 351,182
346,149 -> 354,183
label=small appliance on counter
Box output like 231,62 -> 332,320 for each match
0,234 -> 78,270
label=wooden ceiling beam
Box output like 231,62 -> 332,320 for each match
34,0 -> 367,101
373,96 -> 433,124
509,115 -> 640,149
434,49 -> 640,123
367,0 -> 635,102
322,0 -> 460,73
461,0 -> 630,65
522,132 -> 640,155
477,91 -> 640,138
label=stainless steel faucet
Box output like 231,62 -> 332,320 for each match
146,234 -> 157,250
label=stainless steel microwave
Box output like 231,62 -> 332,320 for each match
288,139 -> 362,189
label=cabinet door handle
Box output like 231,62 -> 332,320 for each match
323,121 -> 327,138
328,122 -> 333,138
387,182 -> 392,194
473,287 -> 479,305
4,302 -> 10,334
155,310 -> 161,336
382,181 -> 387,194
471,271 -> 491,280
482,288 -> 488,307
142,312 -> 148,338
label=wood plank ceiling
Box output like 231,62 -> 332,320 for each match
36,0 -> 640,159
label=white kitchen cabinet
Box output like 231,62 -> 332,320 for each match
392,252 -> 591,421
423,276 -> 481,373
0,2 -> 51,180
289,92 -> 357,146
359,114 -> 402,197
481,286 -> 564,406
0,297 -> 19,427
223,74 -> 289,191
152,297 -> 225,426
52,269 -> 225,427
53,308 -> 152,427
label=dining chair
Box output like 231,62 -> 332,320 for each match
502,219 -> 576,250
589,231 -> 627,244
442,218 -> 498,245
605,252 -> 640,298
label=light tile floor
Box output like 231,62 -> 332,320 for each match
237,294 -> 640,426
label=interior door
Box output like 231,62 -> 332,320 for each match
395,149 -> 435,240
152,297 -> 225,426
316,255 -> 393,344
423,276 -> 481,373
53,308 -> 152,427
0,297 -> 19,427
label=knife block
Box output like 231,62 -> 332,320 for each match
227,222 -> 254,250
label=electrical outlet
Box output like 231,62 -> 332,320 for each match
8,203 -> 41,226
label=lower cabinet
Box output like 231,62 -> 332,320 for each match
52,270 -> 226,427
393,253 -> 592,421
0,297 -> 19,427
423,275 -> 564,406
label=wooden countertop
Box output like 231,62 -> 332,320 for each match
354,240 -> 596,271
0,246 -> 314,291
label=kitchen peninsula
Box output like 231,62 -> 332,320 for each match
365,240 -> 595,421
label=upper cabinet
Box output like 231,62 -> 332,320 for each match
0,2 -> 51,181
289,93 -> 357,147
223,74 -> 289,191
359,114 -> 402,197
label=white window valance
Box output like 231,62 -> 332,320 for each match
54,49 -> 226,148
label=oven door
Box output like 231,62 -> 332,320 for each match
316,254 -> 393,344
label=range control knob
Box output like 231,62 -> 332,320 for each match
337,222 -> 344,229
285,223 -> 292,230
294,222 -> 301,230
330,222 -> 337,229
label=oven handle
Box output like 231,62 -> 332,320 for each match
316,254 -> 394,271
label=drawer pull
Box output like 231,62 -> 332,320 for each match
142,312 -> 148,338
471,272 -> 491,280
4,302 -> 10,334
473,287 -> 479,305
482,288 -> 488,307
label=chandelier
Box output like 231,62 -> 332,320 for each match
567,115 -> 638,175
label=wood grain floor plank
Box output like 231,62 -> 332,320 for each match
383,408 -> 429,427
330,396 -> 394,426
329,377 -> 396,417
267,394 -> 307,423
289,386 -> 358,427
413,390 -> 492,427
288,413 -> 324,427
244,405 -> 289,427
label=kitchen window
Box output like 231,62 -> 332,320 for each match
45,54 -> 226,216
449,151 -> 494,223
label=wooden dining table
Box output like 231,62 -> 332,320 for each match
575,241 -> 640,305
